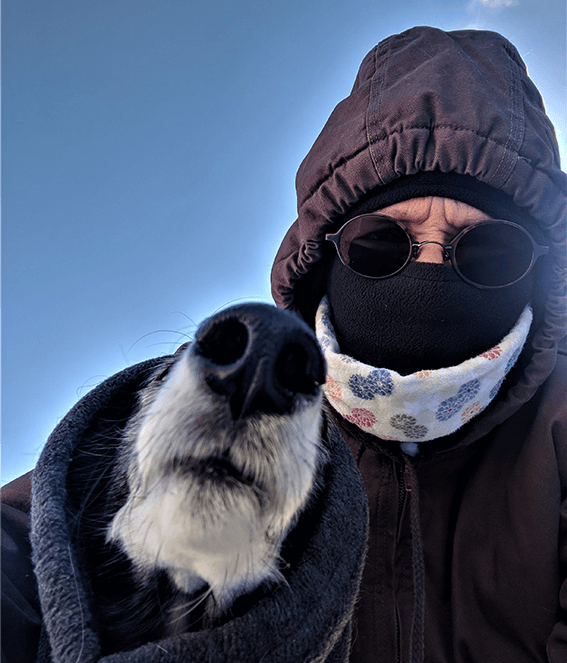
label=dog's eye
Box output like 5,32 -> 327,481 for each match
153,364 -> 172,382
153,343 -> 191,382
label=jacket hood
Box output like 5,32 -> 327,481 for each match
30,358 -> 368,662
271,26 -> 566,421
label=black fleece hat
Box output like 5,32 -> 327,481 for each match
342,171 -> 545,242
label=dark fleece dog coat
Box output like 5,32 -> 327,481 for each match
29,357 -> 368,662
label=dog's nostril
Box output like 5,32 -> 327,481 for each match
197,318 -> 249,366
275,342 -> 319,395
194,304 -> 326,419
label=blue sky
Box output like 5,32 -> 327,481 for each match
2,0 -> 566,484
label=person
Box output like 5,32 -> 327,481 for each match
270,25 -> 567,662
2,26 -> 565,663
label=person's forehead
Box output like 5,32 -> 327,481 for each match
375,196 -> 492,228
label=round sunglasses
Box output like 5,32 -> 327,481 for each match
325,214 -> 549,289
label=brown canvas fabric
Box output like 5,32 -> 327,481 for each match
271,26 -> 567,662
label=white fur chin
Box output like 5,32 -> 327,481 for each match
108,346 -> 324,615
107,473 -> 284,609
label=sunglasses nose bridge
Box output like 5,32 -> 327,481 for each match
411,240 -> 452,262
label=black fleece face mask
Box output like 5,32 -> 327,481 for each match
326,257 -> 534,376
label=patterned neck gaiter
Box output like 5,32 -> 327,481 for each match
315,297 -> 532,455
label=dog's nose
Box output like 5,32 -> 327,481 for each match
193,303 -> 326,419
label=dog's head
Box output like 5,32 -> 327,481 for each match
108,303 -> 326,603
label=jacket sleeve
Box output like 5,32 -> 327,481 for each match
1,472 -> 42,663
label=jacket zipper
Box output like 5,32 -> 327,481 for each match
396,608 -> 402,663
396,459 -> 415,663
396,459 -> 408,663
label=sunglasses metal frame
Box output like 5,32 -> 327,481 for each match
325,214 -> 549,290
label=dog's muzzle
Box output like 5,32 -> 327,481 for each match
193,304 -> 326,420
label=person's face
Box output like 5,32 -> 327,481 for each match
376,196 -> 491,264
326,195 -> 534,373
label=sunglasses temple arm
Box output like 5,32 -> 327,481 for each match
534,244 -> 550,260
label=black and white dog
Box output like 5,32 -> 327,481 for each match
68,303 -> 326,650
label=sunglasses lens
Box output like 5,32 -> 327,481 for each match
454,223 -> 534,287
337,216 -> 411,278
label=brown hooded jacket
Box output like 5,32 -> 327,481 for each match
271,26 -> 567,663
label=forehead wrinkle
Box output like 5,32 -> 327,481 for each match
375,196 -> 492,234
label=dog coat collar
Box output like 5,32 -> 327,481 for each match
315,297 -> 532,455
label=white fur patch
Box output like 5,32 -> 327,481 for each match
108,344 -> 324,613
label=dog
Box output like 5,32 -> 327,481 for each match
66,303 -> 326,652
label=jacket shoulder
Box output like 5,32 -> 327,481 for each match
1,471 -> 33,514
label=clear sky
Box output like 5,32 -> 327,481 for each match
2,0 -> 566,485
